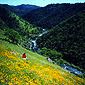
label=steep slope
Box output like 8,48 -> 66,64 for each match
37,11 -> 85,69
0,17 -> 8,30
24,3 -> 85,29
0,40 -> 85,85
0,4 -> 39,47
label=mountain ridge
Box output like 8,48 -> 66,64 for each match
24,3 -> 85,29
0,4 -> 40,16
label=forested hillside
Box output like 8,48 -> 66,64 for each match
37,11 -> 85,69
0,4 -> 39,47
11,4 -> 40,16
24,3 -> 85,29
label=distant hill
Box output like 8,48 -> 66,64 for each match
0,4 -> 39,47
37,11 -> 85,69
11,4 -> 40,16
24,3 -> 85,29
0,4 -> 40,16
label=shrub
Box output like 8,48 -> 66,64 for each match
39,47 -> 63,61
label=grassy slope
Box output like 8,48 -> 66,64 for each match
0,40 -> 85,85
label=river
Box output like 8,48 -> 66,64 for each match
60,64 -> 84,75
30,29 -> 48,51
30,29 -> 84,76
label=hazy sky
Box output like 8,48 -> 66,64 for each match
0,0 -> 85,7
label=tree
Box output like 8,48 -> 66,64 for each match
5,29 -> 21,44
39,47 -> 63,61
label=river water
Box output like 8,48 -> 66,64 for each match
60,64 -> 84,75
30,29 -> 48,51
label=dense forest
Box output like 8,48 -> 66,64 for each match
23,3 -> 85,70
24,3 -> 85,29
0,4 -> 39,48
37,11 -> 85,69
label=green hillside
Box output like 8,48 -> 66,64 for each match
37,11 -> 85,69
0,4 -> 39,47
0,40 -> 85,85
